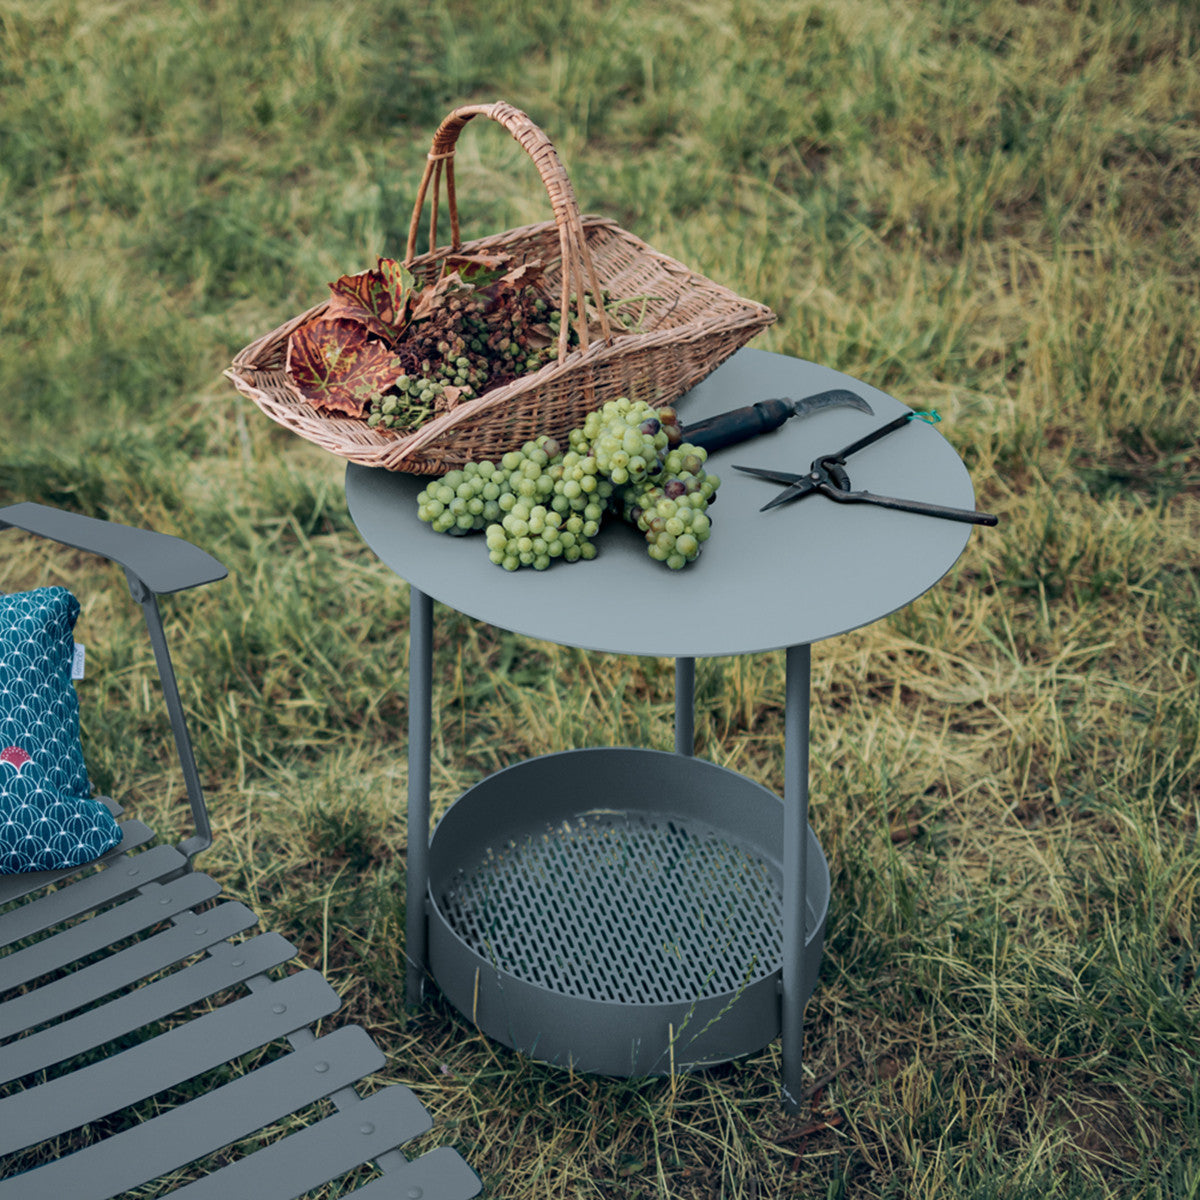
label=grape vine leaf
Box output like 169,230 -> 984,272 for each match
441,251 -> 513,288
491,260 -> 545,292
524,322 -> 555,350
327,258 -> 416,342
408,272 -> 475,323
286,318 -> 406,416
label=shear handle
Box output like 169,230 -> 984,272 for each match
825,411 -> 914,463
823,484 -> 999,526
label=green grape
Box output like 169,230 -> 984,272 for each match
417,434 -> 606,570
366,374 -> 446,432
547,447 -> 615,518
569,398 -> 671,485
416,401 -> 719,567
613,441 -> 721,568
483,498 -> 597,570
417,456 -> 516,535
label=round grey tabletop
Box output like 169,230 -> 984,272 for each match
346,348 -> 983,658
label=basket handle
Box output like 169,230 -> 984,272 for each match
404,101 -> 612,362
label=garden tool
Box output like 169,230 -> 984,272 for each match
733,411 -> 999,526
680,389 -> 874,453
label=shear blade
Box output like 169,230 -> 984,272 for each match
732,463 -> 806,485
761,483 -> 815,511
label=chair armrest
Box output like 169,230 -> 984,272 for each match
0,502 -> 227,595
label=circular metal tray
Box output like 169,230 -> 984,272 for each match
426,748 -> 829,1077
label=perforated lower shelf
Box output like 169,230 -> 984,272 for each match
426,748 -> 829,1078
439,808 -> 783,1006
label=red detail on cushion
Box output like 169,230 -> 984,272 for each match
0,746 -> 32,770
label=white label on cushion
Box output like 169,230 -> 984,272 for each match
72,643 -> 86,680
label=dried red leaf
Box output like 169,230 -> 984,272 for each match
327,258 -> 416,342
285,318 -> 406,417
441,251 -> 513,287
472,261 -> 547,308
409,272 -> 474,323
378,257 -> 416,312
525,321 -> 555,349
495,260 -> 545,291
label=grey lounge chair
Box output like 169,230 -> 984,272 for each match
0,502 -> 482,1200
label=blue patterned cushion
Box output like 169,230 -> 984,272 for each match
0,587 -> 91,800
0,745 -> 121,873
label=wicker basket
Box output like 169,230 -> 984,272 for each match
225,101 -> 775,475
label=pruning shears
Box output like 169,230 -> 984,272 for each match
733,411 -> 999,526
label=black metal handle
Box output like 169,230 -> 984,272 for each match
680,398 -> 793,453
827,412 -> 914,462
836,489 -> 999,526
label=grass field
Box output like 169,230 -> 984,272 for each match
2,0 -> 1198,1196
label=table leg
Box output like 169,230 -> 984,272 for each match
406,586 -> 433,1007
674,657 -> 695,756
781,642 -> 811,1111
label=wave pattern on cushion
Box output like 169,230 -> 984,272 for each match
0,743 -> 120,873
0,586 -> 91,800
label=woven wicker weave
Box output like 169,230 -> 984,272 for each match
225,101 -> 775,475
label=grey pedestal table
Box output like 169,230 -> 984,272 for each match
346,347 -> 981,1110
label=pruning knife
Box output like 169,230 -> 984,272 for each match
679,389 -> 874,454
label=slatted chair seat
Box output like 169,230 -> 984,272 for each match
0,503 -> 481,1200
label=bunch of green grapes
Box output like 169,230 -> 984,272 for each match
416,436 -> 562,540
615,441 -> 720,569
366,373 -> 446,432
569,398 -> 672,486
413,436 -> 547,536
416,402 -> 717,570
388,289 -> 568,429
484,500 -> 598,571
546,447 -> 614,537
453,290 -> 572,388
479,437 -> 605,570
415,457 -> 513,535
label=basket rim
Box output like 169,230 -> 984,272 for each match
225,214 -> 775,473
230,215 -> 773,369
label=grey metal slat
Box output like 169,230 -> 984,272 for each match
165,1083 -> 433,1200
349,1148 -> 483,1200
0,819 -> 157,910
0,901 -> 259,1038
0,930 -> 296,1083
0,843 -> 188,948
0,1026 -> 386,1200
0,869 -> 222,989
0,969 -> 341,1155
